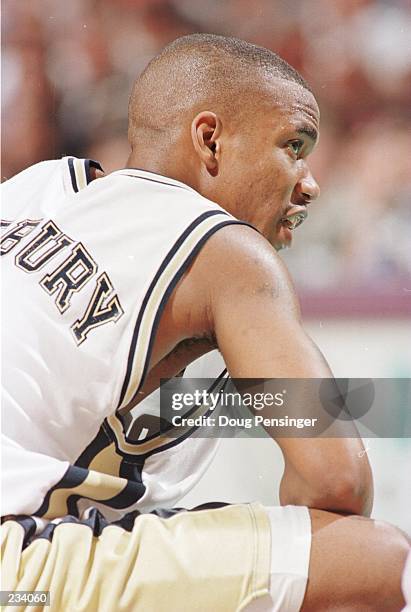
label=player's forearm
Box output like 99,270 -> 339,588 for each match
279,456 -> 374,516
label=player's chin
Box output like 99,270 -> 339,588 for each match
272,223 -> 293,251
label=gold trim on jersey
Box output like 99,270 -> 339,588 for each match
73,157 -> 87,191
118,214 -> 232,411
88,441 -> 122,475
42,470 -> 129,519
62,157 -> 92,194
106,400 -> 211,456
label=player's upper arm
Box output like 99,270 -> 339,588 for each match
192,224 -> 373,515
203,224 -> 332,379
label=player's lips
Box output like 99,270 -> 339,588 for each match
275,205 -> 308,250
280,204 -> 308,230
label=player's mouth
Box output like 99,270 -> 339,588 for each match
275,205 -> 308,250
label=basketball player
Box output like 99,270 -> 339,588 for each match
2,34 -> 409,611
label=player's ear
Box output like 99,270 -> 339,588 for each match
191,111 -> 222,177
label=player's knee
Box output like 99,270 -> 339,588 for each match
371,520 -> 410,606
306,511 -> 410,611
339,516 -> 410,606
340,517 -> 409,610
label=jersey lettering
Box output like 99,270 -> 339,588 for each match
5,217 -> 122,342
1,219 -> 41,255
40,243 -> 97,313
71,272 -> 124,345
15,220 -> 73,272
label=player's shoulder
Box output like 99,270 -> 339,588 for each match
1,157 -> 102,196
2,159 -> 61,188
166,185 -> 281,279
175,222 -> 300,341
201,223 -> 286,276
105,168 -> 222,208
186,221 -> 297,307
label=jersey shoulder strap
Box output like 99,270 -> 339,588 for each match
62,157 -> 104,195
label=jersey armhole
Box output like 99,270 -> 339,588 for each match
116,211 -> 258,411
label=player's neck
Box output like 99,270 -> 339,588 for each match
125,147 -> 200,189
125,151 -> 193,188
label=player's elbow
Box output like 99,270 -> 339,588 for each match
311,468 -> 373,517
281,449 -> 374,516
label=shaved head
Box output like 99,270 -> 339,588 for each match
128,33 -> 311,146
126,33 -> 320,250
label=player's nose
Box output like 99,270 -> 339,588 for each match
293,170 -> 320,205
302,170 -> 320,202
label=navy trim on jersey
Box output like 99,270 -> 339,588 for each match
138,372 -> 230,458
2,516 -> 37,548
68,476 -> 145,513
14,504 -> 231,548
32,371 -> 229,519
103,368 -> 228,466
120,172 -> 191,191
34,463 -> 146,518
75,423 -> 112,468
35,464 -> 87,516
133,220 -> 252,405
117,209 -> 230,408
67,157 -> 103,192
67,158 -> 78,193
156,367 -> 229,434
66,493 -> 81,517
117,374 -> 230,461
118,457 -> 146,481
85,159 -> 104,185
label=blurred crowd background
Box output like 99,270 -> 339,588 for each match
2,0 -> 410,301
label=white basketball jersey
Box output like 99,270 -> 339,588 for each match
1,157 -> 244,520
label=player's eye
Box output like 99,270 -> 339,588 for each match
288,140 -> 304,158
